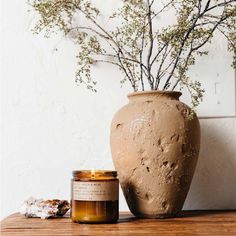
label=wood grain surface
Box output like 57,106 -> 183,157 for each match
1,211 -> 236,235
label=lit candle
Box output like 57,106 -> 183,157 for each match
71,170 -> 119,223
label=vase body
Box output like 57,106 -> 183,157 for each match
110,91 -> 200,218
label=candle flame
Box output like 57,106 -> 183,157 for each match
91,168 -> 95,178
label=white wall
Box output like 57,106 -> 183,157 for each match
1,1 -> 236,220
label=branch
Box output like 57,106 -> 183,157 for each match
150,42 -> 168,66
204,0 -> 211,12
93,59 -> 122,68
151,0 -> 176,20
117,51 -> 136,91
77,4 -> 140,89
158,57 -> 176,82
146,0 -> 154,89
172,15 -> 229,90
102,53 -> 151,79
139,21 -> 146,91
172,43 -> 194,90
192,17 -> 228,51
68,26 -> 108,40
119,50 -> 138,90
155,44 -> 172,89
204,0 -> 236,13
217,27 -> 236,51
163,1 -> 204,89
67,26 -> 117,53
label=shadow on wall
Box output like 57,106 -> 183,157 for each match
184,118 -> 236,210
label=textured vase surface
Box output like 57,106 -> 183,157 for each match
110,91 -> 200,218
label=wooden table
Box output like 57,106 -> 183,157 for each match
1,211 -> 236,235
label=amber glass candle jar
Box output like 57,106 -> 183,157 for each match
71,170 -> 119,223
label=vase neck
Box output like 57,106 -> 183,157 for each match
128,91 -> 182,101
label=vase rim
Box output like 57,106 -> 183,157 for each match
127,90 -> 182,99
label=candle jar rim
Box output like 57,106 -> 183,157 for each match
73,170 -> 117,179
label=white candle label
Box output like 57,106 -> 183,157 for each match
72,181 -> 119,201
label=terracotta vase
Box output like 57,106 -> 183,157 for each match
110,91 -> 200,218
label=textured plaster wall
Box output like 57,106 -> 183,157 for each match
1,1 -> 236,220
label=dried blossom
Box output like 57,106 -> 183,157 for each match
29,0 -> 236,112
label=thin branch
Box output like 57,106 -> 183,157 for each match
163,1 -> 204,89
119,50 -> 137,90
117,51 -> 136,91
103,53 -> 149,77
158,57 -> 176,82
76,5 -> 140,89
67,26 -> 118,53
204,0 -> 211,12
172,43 -> 194,90
147,0 -> 154,89
67,26 -> 108,39
217,27 -> 236,50
139,22 -> 146,91
93,59 -> 122,68
151,0 -> 176,20
204,0 -> 236,13
68,26 -> 150,89
155,43 -> 172,89
150,42 -> 168,66
192,17 -> 228,51
33,0 -> 236,96
172,15 -> 229,90
150,0 -> 155,7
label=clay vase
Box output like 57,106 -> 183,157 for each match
110,91 -> 200,218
